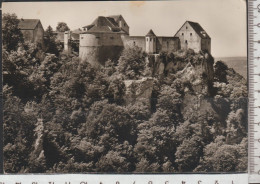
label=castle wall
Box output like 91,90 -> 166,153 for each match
33,22 -> 44,45
175,22 -> 201,52
156,37 -> 180,53
201,38 -> 211,53
122,36 -> 146,50
79,32 -> 124,67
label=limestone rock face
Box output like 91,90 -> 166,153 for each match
124,77 -> 154,106
176,54 -> 214,96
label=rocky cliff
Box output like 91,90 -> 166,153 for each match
124,51 -> 215,110
124,77 -> 154,107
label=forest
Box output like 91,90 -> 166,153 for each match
3,13 -> 248,173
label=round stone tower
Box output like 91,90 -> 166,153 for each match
145,29 -> 157,54
79,31 -> 125,68
79,16 -> 127,68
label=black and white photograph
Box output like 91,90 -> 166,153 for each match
2,0 -> 247,173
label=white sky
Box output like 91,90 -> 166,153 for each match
2,0 -> 247,57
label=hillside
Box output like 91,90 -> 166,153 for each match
3,43 -> 247,173
215,57 -> 247,79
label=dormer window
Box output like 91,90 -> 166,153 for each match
186,26 -> 188,29
201,31 -> 206,37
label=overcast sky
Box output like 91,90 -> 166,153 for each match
3,0 -> 246,57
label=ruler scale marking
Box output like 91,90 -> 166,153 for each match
248,0 -> 260,183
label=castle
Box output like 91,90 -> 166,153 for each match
64,15 -> 211,67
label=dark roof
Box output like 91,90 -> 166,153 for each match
106,17 -> 119,27
88,26 -> 112,33
108,15 -> 129,27
107,15 -> 122,22
18,19 -> 40,30
187,21 -> 210,39
82,15 -> 127,34
157,36 -> 179,39
174,21 -> 210,39
83,16 -> 117,29
146,29 -> 156,36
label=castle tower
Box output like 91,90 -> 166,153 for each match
145,29 -> 156,54
64,31 -> 72,54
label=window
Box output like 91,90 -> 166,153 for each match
133,41 -> 136,46
186,26 -> 188,29
124,23 -> 126,26
190,33 -> 192,36
185,40 -> 188,44
150,38 -> 152,41
182,33 -> 184,36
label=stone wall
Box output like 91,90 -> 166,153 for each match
79,32 -> 125,67
201,38 -> 211,53
175,22 -> 201,52
33,22 -> 44,45
156,37 -> 180,53
122,35 -> 146,51
80,45 -> 124,67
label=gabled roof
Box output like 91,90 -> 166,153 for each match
108,15 -> 122,22
146,29 -> 156,36
18,19 -> 40,30
174,21 -> 210,39
187,21 -> 210,39
82,15 -> 127,34
106,17 -> 119,27
108,14 -> 129,27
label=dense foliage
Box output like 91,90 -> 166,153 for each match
3,14 -> 247,173
2,13 -> 24,51
56,22 -> 70,32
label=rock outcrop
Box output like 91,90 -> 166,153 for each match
124,77 -> 154,107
